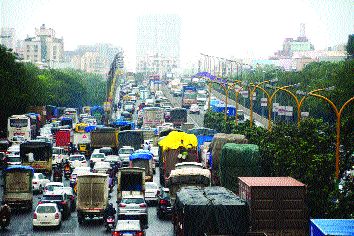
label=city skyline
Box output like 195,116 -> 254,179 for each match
1,0 -> 353,71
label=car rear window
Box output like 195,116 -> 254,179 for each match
37,205 -> 56,213
43,195 -> 63,201
121,198 -> 144,204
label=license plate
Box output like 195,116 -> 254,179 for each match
2,218 -> 7,222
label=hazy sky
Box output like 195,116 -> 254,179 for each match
1,0 -> 353,70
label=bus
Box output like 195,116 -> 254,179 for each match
7,115 -> 32,141
20,140 -> 52,176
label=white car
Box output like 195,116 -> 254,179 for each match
69,154 -> 87,169
44,182 -> 64,194
33,203 -> 62,229
92,161 -> 111,174
70,166 -> 91,187
90,153 -> 105,164
189,104 -> 201,114
32,173 -> 50,193
145,182 -> 159,205
6,145 -> 20,156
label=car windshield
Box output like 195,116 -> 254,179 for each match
8,156 -> 21,162
105,156 -> 119,161
91,153 -> 104,158
46,185 -> 62,191
94,162 -> 110,168
53,187 -> 73,195
69,155 -> 84,161
52,148 -> 62,154
43,195 -> 63,201
119,149 -> 133,154
37,205 -> 56,213
121,198 -> 144,204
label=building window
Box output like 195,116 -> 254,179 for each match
34,45 -> 38,52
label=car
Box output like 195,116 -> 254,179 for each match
92,161 -> 111,174
68,154 -> 87,169
6,154 -> 21,166
69,166 -> 91,188
189,104 -> 200,114
33,203 -> 62,230
32,173 -> 50,193
90,152 -> 105,167
99,147 -> 113,156
150,147 -> 159,167
44,182 -> 64,194
39,190 -> 71,220
118,146 -> 134,167
156,187 -> 172,219
112,220 -> 146,236
118,195 -> 148,226
144,182 -> 159,205
53,187 -> 76,211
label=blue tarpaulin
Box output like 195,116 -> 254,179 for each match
197,135 -> 214,152
129,152 -> 153,161
211,104 -> 236,116
84,125 -> 96,132
5,165 -> 34,173
310,219 -> 354,236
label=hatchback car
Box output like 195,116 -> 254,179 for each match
44,182 -> 64,194
189,104 -> 200,114
32,173 -> 50,193
53,187 -> 76,211
92,161 -> 111,174
70,166 -> 91,188
118,195 -> 148,226
39,191 -> 71,220
112,220 -> 146,236
144,182 -> 159,205
90,153 -> 105,167
33,203 -> 62,230
69,154 -> 87,169
118,146 -> 134,167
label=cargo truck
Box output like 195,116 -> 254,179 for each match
142,107 -> 164,128
90,128 -> 118,153
238,177 -> 308,236
76,173 -> 109,224
129,151 -> 154,182
118,130 -> 144,151
181,85 -> 197,109
116,167 -> 145,202
2,165 -> 34,210
172,186 -> 249,236
55,129 -> 72,152
20,140 -> 52,176
170,108 -> 187,128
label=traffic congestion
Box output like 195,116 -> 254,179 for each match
0,74 -> 350,236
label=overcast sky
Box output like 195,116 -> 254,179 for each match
1,0 -> 353,70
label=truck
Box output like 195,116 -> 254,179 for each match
238,177 -> 308,236
76,173 -> 109,224
27,106 -> 47,127
90,106 -> 104,125
142,107 -> 164,128
2,165 -> 34,210
20,140 -> 53,176
90,127 -> 118,153
158,131 -> 199,186
116,167 -> 145,202
172,186 -> 249,236
60,117 -> 73,129
167,167 -> 211,200
55,129 -> 72,152
170,108 -> 187,128
118,130 -> 144,151
181,85 -> 197,109
129,151 -> 154,182
219,143 -> 262,193
73,132 -> 91,156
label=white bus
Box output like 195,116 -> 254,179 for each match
7,115 -> 32,141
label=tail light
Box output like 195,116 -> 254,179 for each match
55,212 -> 60,219
38,201 -> 43,205
92,169 -> 97,173
119,203 -> 126,207
159,199 -> 168,205
33,181 -> 38,184
33,212 -> 37,219
60,201 -> 67,205
136,231 -> 144,236
112,232 -> 121,236
139,203 -> 147,208
82,160 -> 86,163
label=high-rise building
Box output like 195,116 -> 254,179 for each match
22,24 -> 64,67
0,27 -> 16,50
136,14 -> 181,76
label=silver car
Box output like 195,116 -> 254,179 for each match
118,195 -> 148,225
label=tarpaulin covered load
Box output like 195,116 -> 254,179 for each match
197,135 -> 214,152
209,133 -> 248,185
173,186 -> 249,236
158,131 -> 197,151
129,152 -> 153,161
220,143 -> 261,193
84,125 -> 96,133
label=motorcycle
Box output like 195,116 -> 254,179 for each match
0,204 -> 10,229
105,216 -> 115,232
64,165 -> 71,180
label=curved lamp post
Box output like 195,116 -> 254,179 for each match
308,92 -> 354,180
249,80 -> 270,128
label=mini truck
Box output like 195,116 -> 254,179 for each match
76,173 -> 109,224
116,167 -> 145,203
2,165 -> 34,210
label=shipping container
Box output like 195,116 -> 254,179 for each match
239,177 -> 308,236
310,219 -> 354,236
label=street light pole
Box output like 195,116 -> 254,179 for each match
249,80 -> 270,128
